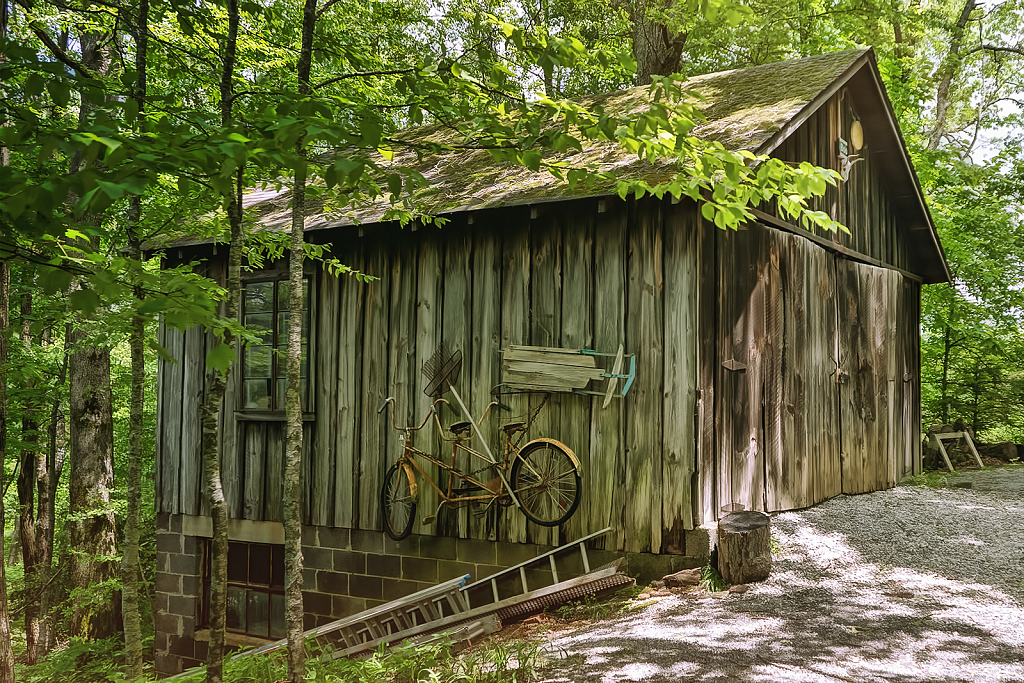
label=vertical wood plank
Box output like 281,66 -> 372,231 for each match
662,199 -> 698,548
333,244 -> 364,528
154,321 -> 167,513
590,202 -> 628,549
529,210 -> 561,547
243,422 -> 266,520
313,270 -> 340,526
763,231 -> 788,511
625,199 -> 664,552
469,223 -> 502,542
265,422 -> 283,522
358,242 -> 391,530
440,224 -> 473,538
498,213 -> 531,544
716,223 -> 767,514
813,247 -> 842,502
386,232 -> 419,526
696,215 -> 717,526
180,326 -> 205,516
414,231 -> 444,537
560,205 -> 594,543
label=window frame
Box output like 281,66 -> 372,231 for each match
199,539 -> 287,640
237,263 -> 316,417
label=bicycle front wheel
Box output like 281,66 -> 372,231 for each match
510,441 -> 582,526
381,463 -> 417,541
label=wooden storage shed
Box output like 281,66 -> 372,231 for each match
152,48 -> 949,675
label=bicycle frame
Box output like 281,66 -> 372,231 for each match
378,397 -> 529,511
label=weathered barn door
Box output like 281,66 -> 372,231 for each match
763,233 -> 842,511
712,224 -> 921,517
836,260 -> 906,493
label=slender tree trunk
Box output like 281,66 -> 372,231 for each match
205,3 -> 243,680
0,261 -> 16,683
38,328 -> 70,655
17,289 -> 44,663
121,0 -> 149,676
927,0 -> 977,150
284,2 -> 317,680
940,297 -> 954,424
66,29 -> 120,642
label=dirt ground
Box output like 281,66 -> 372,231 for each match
516,465 -> 1024,682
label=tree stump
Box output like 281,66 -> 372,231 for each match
717,511 -> 771,584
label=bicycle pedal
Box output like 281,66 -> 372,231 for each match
421,515 -> 436,525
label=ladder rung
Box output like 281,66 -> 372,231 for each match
549,554 -> 559,584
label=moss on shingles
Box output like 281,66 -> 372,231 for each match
175,49 -> 867,243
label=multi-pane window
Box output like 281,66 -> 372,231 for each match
242,279 -> 310,411
201,540 -> 286,639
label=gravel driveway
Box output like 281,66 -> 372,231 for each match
537,466 -> 1024,682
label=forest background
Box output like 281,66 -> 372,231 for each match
0,0 -> 1022,681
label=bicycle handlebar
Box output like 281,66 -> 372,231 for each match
379,396 -> 449,432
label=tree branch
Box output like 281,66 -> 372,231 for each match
966,43 -> 1024,57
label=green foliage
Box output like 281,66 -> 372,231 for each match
15,636 -> 154,683
554,585 -> 644,621
171,637 -> 544,683
700,564 -> 729,592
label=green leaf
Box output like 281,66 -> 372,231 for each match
138,296 -> 170,315
46,79 -> 71,107
359,116 -> 383,146
41,268 -> 75,296
69,288 -> 101,316
387,173 -> 402,197
206,342 -> 236,374
521,150 -> 542,171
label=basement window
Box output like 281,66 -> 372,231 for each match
200,540 -> 286,640
241,278 -> 310,411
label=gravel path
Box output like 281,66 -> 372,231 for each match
537,466 -> 1024,682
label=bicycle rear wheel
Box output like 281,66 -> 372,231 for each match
510,441 -> 582,526
381,463 -> 417,541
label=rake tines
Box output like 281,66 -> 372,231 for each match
421,343 -> 463,397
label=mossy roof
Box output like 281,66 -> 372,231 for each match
192,49 -> 870,240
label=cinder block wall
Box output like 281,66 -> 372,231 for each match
154,513 -> 707,677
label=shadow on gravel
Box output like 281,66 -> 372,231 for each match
538,469 -> 1024,683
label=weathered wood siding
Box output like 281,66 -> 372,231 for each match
157,197 -> 701,554
771,82 -> 915,274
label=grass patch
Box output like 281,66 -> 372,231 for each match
902,470 -> 959,488
554,585 -> 644,622
170,636 -> 545,683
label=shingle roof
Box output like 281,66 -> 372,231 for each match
224,49 -> 869,237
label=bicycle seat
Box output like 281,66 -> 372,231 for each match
502,421 -> 526,435
449,421 -> 472,436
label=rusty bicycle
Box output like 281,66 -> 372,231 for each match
377,344 -> 582,541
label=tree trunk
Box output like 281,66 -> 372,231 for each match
927,0 -> 977,151
64,29 -> 120,642
17,288 -> 44,663
283,2 -> 317,680
716,511 -> 772,585
628,0 -> 688,85
205,4 -> 243,679
0,261 -> 16,683
121,0 -> 149,676
68,330 -> 120,639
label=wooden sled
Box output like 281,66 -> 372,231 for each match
497,344 -> 636,407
